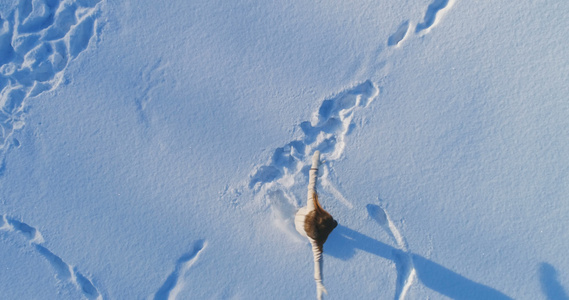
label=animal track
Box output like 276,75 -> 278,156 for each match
135,59 -> 167,124
1,215 -> 102,299
384,0 -> 456,48
34,244 -> 74,281
153,240 -> 207,300
0,0 -> 103,175
69,15 -> 95,58
367,202 -> 415,300
378,2 -> 462,298
249,80 -> 379,190
388,21 -> 409,46
415,0 -> 455,33
4,216 -> 45,243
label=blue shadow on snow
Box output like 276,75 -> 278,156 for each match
325,225 -> 512,300
540,262 -> 569,300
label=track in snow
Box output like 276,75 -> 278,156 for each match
239,1 -> 462,298
134,58 -> 168,126
387,21 -> 410,47
153,240 -> 207,300
387,0 -> 456,48
1,215 -> 102,299
0,0 -> 104,175
248,80 -> 379,191
415,0 -> 456,34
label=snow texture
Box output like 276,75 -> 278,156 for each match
1,0 -> 569,299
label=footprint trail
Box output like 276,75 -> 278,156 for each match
1,214 -> 103,299
247,0 -> 460,193
0,0 -> 104,175
374,1 -> 459,298
248,80 -> 379,191
153,240 -> 207,300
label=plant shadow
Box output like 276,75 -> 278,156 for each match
540,262 -> 569,300
325,225 -> 512,300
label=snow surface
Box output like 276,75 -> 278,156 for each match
1,0 -> 568,299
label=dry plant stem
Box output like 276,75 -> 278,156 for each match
295,151 -> 337,300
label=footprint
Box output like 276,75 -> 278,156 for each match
17,0 -> 56,34
44,2 -> 79,41
367,204 -> 388,226
0,16 -> 16,66
75,270 -> 101,299
47,39 -> 69,74
16,0 -> 33,23
35,244 -> 74,281
4,216 -> 44,243
388,21 -> 409,46
1,215 -> 102,299
2,86 -> 28,114
12,33 -> 40,57
134,59 -> 167,124
68,15 -> 95,58
154,240 -> 207,300
415,0 -> 455,33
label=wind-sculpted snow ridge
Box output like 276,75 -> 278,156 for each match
0,0 -> 104,175
248,80 -> 379,191
1,215 -> 103,299
153,240 -> 207,300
